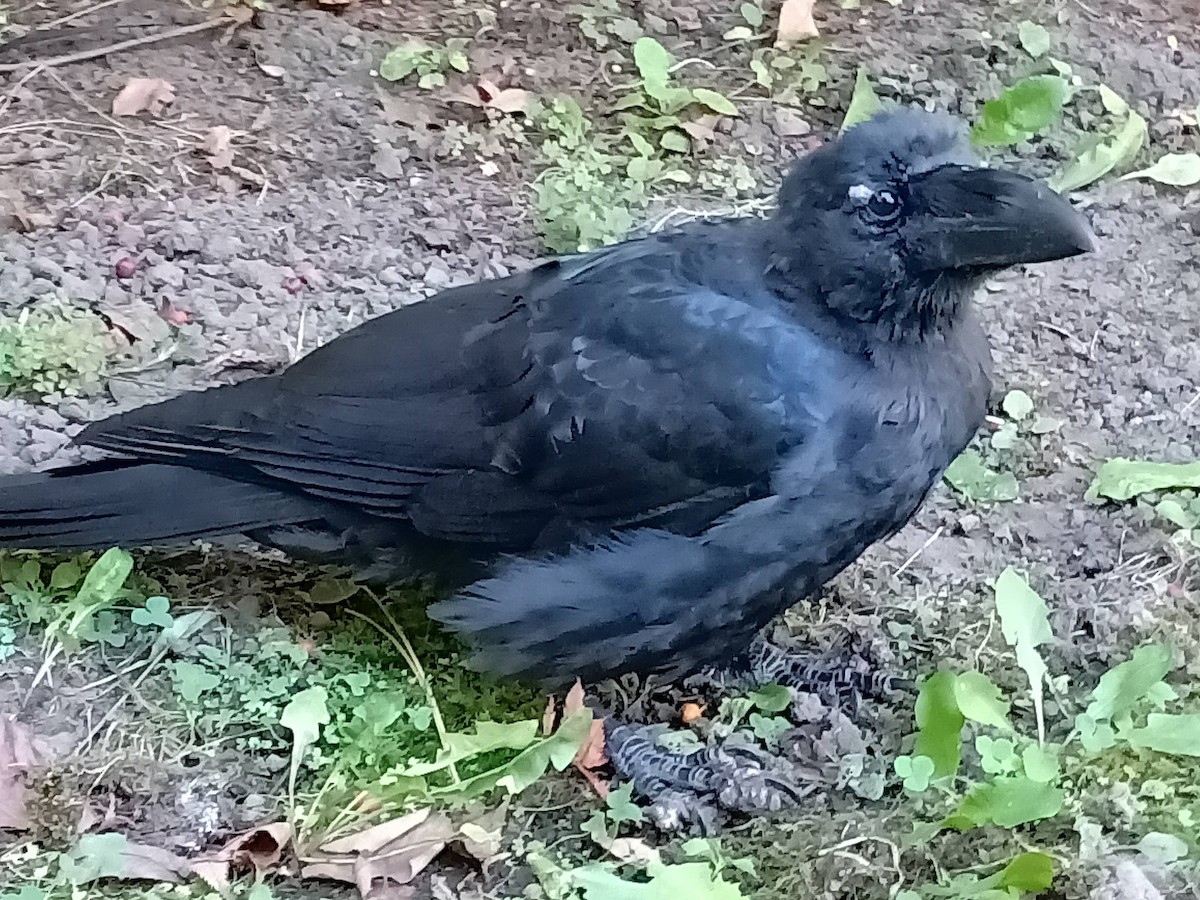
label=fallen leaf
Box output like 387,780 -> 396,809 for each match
487,88 -> 534,114
98,300 -> 173,346
58,833 -> 189,884
0,716 -> 40,831
1048,109 -> 1146,192
771,107 -> 811,137
840,67 -> 884,133
188,860 -> 231,894
972,75 -> 1068,147
112,78 -> 176,117
680,114 -> 721,146
257,62 -> 286,79
1017,20 -> 1050,59
1119,152 -> 1200,187
563,680 -> 587,718
450,78 -> 534,114
301,807 -> 455,899
563,680 -> 608,798
454,800 -> 510,867
203,126 -> 235,169
223,4 -> 256,24
190,821 -> 292,890
776,0 -> 818,45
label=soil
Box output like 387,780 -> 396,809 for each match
0,0 -> 1198,898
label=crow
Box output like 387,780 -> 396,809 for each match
0,109 -> 1092,688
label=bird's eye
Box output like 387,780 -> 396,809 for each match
864,189 -> 902,222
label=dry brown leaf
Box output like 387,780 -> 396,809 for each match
101,300 -> 172,346
355,860 -> 424,899
450,78 -> 534,114
680,114 -> 720,147
224,5 -> 255,24
300,807 -> 454,900
116,841 -> 191,882
61,834 -> 190,883
776,0 -> 819,44
189,821 -> 292,889
203,126 -> 235,169
188,859 -> 232,894
453,799 -> 509,867
562,680 -> 608,799
112,77 -> 176,117
487,88 -> 534,114
318,808 -> 437,856
0,715 -> 41,831
563,679 -> 587,718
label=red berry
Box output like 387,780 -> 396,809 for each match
115,257 -> 137,279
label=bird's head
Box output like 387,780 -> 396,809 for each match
767,108 -> 1095,340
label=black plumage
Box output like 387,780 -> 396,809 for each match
0,109 -> 1093,685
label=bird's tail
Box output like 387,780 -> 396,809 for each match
0,460 -> 319,550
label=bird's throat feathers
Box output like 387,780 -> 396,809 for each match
764,230 -> 979,348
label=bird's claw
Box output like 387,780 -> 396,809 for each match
705,633 -> 911,716
604,721 -> 813,834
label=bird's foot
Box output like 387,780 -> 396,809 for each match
603,721 -> 815,834
596,632 -> 908,832
704,632 -> 912,716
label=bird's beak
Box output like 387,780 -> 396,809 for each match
908,164 -> 1096,271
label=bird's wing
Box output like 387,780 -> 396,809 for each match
79,228 -> 835,547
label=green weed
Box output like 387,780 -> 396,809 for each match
531,96 -> 646,252
378,38 -> 470,89
973,75 -> 1069,147
614,38 -> 738,156
749,47 -> 829,103
568,0 -> 644,49
1085,457 -> 1200,572
888,569 -> 1199,897
0,551 -> 559,850
529,38 -> 741,253
0,302 -> 112,401
724,2 -> 767,41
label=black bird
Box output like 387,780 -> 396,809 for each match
0,109 -> 1092,687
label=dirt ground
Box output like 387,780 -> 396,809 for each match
1,0 -> 1198,898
